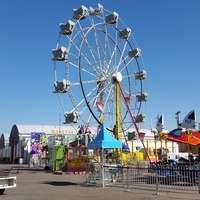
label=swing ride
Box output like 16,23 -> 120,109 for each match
51,3 -> 149,171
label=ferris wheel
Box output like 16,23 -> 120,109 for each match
52,4 -> 148,137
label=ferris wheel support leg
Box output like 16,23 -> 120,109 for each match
116,82 -> 121,158
117,82 -> 151,163
116,82 -> 121,140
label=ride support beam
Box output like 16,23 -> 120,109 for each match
117,82 -> 151,163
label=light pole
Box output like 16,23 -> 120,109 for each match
175,111 -> 181,128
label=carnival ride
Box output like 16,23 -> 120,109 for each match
154,111 -> 200,167
153,129 -> 200,167
51,3 -> 149,172
167,130 -> 200,146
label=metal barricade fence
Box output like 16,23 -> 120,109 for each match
86,162 -> 102,186
86,163 -> 200,194
124,165 -> 200,193
86,163 -> 125,186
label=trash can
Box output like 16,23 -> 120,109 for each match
19,158 -> 23,164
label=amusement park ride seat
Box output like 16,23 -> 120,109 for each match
73,5 -> 88,20
119,28 -> 131,39
53,79 -> 70,93
105,12 -> 119,24
136,93 -> 148,102
135,114 -> 146,123
134,70 -> 147,80
89,3 -> 103,16
127,131 -> 136,140
128,48 -> 141,58
52,46 -> 68,61
64,111 -> 80,124
59,20 -> 75,35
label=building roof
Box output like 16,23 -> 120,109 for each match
13,124 -> 78,135
9,124 -> 86,146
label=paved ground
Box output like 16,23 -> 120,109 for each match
0,164 -> 200,200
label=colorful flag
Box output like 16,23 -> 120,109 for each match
181,110 -> 196,129
156,114 -> 164,132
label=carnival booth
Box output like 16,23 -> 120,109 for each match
65,126 -> 91,174
47,135 -> 64,171
87,124 -> 122,187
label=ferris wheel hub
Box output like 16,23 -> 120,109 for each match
112,72 -> 122,83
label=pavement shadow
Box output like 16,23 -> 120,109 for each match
42,181 -> 78,186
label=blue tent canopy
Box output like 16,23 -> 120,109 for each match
88,124 -> 122,149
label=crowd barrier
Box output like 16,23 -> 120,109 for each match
86,163 -> 200,194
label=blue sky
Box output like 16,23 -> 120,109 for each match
1,0 -> 200,138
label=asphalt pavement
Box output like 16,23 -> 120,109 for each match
0,164 -> 200,200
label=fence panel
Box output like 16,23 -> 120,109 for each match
126,166 -> 200,192
86,163 -> 200,193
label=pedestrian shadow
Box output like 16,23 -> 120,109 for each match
42,181 -> 78,186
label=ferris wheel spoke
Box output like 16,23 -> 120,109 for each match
104,29 -> 113,69
114,22 -> 119,68
89,19 -> 104,70
107,40 -> 118,72
67,32 -> 99,73
118,56 -> 134,74
96,29 -> 115,73
114,42 -> 130,71
69,84 -> 99,120
79,44 -> 105,77
77,20 -> 114,76
80,32 -> 102,72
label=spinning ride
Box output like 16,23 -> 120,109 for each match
52,4 -> 148,145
